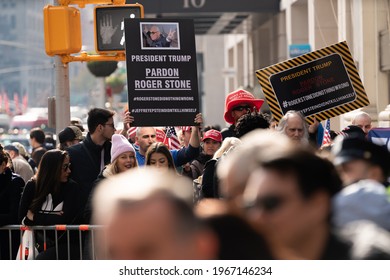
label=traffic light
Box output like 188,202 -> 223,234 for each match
94,4 -> 144,53
43,5 -> 82,56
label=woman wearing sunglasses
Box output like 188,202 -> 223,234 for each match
18,149 -> 83,260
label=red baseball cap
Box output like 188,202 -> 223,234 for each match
223,89 -> 264,124
202,129 -> 222,143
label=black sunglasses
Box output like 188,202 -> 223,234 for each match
103,123 -> 115,129
244,195 -> 285,212
232,105 -> 251,112
62,163 -> 71,171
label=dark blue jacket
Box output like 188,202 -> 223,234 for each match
136,144 -> 200,167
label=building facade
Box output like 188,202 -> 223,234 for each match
227,0 -> 390,130
0,0 -> 53,109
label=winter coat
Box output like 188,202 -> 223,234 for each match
18,178 -> 82,258
221,125 -> 236,140
18,178 -> 82,226
66,133 -> 111,205
0,168 -> 24,226
0,168 -> 24,259
83,167 -> 113,224
201,158 -> 220,198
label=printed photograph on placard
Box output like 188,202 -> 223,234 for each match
126,18 -> 199,126
140,22 -> 180,50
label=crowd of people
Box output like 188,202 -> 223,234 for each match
1,88 -> 390,260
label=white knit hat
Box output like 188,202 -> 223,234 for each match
111,134 -> 135,163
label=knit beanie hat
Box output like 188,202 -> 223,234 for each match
111,134 -> 135,163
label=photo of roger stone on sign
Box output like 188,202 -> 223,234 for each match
126,19 -> 199,127
141,22 -> 180,49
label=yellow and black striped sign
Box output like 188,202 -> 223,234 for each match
256,41 -> 369,124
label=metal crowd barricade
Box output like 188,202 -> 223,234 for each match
0,225 -> 105,260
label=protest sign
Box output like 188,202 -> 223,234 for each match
256,41 -> 370,124
125,18 -> 199,127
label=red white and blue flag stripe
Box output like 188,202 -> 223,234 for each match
322,119 -> 331,145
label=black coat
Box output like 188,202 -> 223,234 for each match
66,133 -> 111,206
148,34 -> 170,47
18,178 -> 82,226
221,125 -> 236,139
0,168 -> 24,259
201,158 -> 220,198
83,167 -> 108,224
18,178 -> 83,259
0,168 -> 24,226
31,146 -> 47,168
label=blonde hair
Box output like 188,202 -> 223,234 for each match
213,137 -> 242,159
104,152 -> 138,177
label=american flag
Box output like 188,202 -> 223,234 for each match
165,126 -> 181,150
322,119 -> 331,145
127,127 -> 137,139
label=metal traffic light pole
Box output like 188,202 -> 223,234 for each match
52,1 -> 71,137
46,0 -> 143,137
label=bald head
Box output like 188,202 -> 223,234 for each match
136,127 -> 157,155
351,112 -> 372,135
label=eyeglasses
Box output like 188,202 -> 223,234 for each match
244,195 -> 286,212
232,105 -> 251,112
103,123 -> 115,129
62,163 -> 71,171
150,31 -> 159,35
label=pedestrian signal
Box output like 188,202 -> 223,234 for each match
95,4 -> 144,53
43,5 -> 82,56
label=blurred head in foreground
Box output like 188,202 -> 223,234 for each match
217,130 -> 296,205
242,149 -> 342,259
92,167 -> 218,260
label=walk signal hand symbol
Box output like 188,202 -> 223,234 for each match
100,15 -> 118,44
